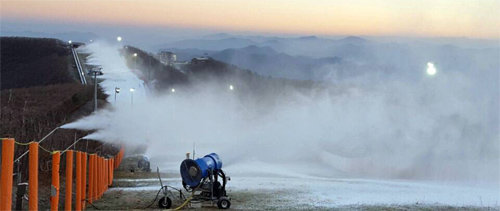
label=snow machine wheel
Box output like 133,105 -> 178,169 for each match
158,196 -> 172,209
217,198 -> 231,209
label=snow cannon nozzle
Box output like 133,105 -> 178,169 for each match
180,153 -> 223,188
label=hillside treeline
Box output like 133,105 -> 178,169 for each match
1,37 -> 74,89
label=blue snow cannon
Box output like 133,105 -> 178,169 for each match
180,153 -> 223,188
179,153 -> 231,209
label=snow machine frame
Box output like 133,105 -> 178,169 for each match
182,168 -> 231,209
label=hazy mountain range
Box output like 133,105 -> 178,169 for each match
158,34 -> 499,82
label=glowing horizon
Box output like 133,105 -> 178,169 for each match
1,0 -> 499,39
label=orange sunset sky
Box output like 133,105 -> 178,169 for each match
1,0 -> 499,39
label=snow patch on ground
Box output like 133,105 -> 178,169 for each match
231,177 -> 499,207
111,176 -> 499,207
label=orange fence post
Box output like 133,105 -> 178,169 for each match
65,150 -> 73,211
51,151 -> 61,211
76,152 -> 82,211
88,155 -> 93,204
116,150 -> 120,168
82,152 -> 87,209
104,159 -> 109,191
119,148 -> 124,166
102,158 -> 105,193
115,148 -> 123,169
29,142 -> 39,210
102,158 -> 105,194
93,156 -> 98,200
114,155 -> 118,170
108,159 -> 111,186
104,159 -> 108,189
0,138 -> 15,211
108,158 -> 113,186
111,158 -> 115,185
97,157 -> 101,198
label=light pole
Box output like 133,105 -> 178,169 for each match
114,87 -> 120,104
89,70 -> 101,111
94,72 -> 97,111
228,84 -> 235,123
170,88 -> 175,122
129,88 -> 135,107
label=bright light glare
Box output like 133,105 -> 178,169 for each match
68,40 -> 72,44
129,88 -> 135,92
171,88 -> 176,93
426,62 -> 437,76
117,36 -> 122,42
133,53 -> 138,57
229,85 -> 234,90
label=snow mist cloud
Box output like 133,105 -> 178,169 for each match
63,40 -> 499,185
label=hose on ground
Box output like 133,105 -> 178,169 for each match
171,196 -> 192,211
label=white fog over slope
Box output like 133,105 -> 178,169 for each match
64,39 -> 500,207
79,41 -> 147,108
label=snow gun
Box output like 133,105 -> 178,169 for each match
180,153 -> 231,209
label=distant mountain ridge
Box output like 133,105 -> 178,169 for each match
163,44 -> 342,80
157,33 -> 499,82
158,35 -> 373,80
210,45 -> 341,80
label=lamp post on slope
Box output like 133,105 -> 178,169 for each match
89,70 -> 101,111
133,53 -> 138,70
129,88 -> 135,107
114,87 -> 120,104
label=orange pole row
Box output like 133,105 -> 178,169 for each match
29,142 -> 39,210
82,152 -> 87,209
65,150 -> 73,211
51,151 -> 61,211
0,138 -> 15,211
0,140 -> 120,211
